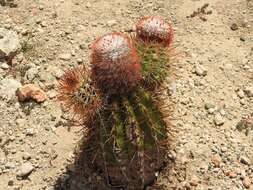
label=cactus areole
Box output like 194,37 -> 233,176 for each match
91,32 -> 142,96
136,16 -> 173,46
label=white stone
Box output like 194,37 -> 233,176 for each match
0,28 -> 20,59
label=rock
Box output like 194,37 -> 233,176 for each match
107,20 -> 117,27
8,179 -> 14,186
214,113 -> 225,126
237,89 -> 245,99
244,86 -> 253,97
16,163 -> 34,177
189,175 -> 199,186
25,128 -> 35,136
231,23 -> 238,31
16,84 -> 47,103
236,118 -> 252,132
22,153 -> 31,160
59,53 -> 71,61
76,58 -> 83,64
194,64 -> 207,76
25,67 -> 39,81
0,78 -> 22,99
0,28 -> 20,59
227,170 -> 237,178
240,156 -> 251,165
0,61 -> 9,69
211,154 -> 221,167
243,177 -> 251,189
205,102 -> 215,110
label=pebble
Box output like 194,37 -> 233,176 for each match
194,64 -> 207,76
214,113 -> 225,126
0,62 -> 9,69
107,20 -> 117,27
25,67 -> 39,81
227,170 -> 237,178
231,23 -> 239,31
244,86 -> 253,97
22,153 -> 31,160
243,177 -> 252,189
16,163 -> 34,177
16,84 -> 47,103
240,156 -> 251,165
59,53 -> 71,61
189,175 -> 199,186
205,102 -> 215,110
237,89 -> 245,99
211,154 -> 221,167
8,179 -> 14,186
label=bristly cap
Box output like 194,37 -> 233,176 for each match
57,66 -> 102,123
91,32 -> 142,96
136,16 -> 173,46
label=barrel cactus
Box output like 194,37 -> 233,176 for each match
57,17 -> 174,189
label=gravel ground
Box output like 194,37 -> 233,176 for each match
0,0 -> 252,189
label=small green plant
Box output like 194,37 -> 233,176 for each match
58,16 -> 174,189
20,40 -> 33,54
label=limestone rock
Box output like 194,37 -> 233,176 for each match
0,28 -> 20,59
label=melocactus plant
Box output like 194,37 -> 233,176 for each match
91,32 -> 142,95
57,17 -> 174,189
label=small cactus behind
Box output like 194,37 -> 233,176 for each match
57,17 -> 174,189
136,16 -> 173,47
134,17 -> 174,88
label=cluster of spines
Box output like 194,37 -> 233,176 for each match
57,66 -> 102,122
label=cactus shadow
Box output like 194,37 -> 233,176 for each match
53,126 -> 175,190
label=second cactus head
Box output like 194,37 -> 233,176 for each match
136,16 -> 173,47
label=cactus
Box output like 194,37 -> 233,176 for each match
57,17 -> 173,189
135,16 -> 174,88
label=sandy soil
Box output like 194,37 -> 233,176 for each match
0,0 -> 252,189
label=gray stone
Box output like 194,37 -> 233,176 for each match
205,102 -> 215,110
237,89 -> 245,99
16,163 -> 34,177
0,28 -> 20,59
244,86 -> 253,97
107,20 -> 117,27
240,156 -> 251,165
0,61 -> 9,69
59,53 -> 71,61
214,113 -> 225,126
0,78 -> 21,99
195,64 -> 207,76
25,67 -> 39,81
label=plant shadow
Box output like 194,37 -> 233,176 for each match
53,125 -> 175,190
